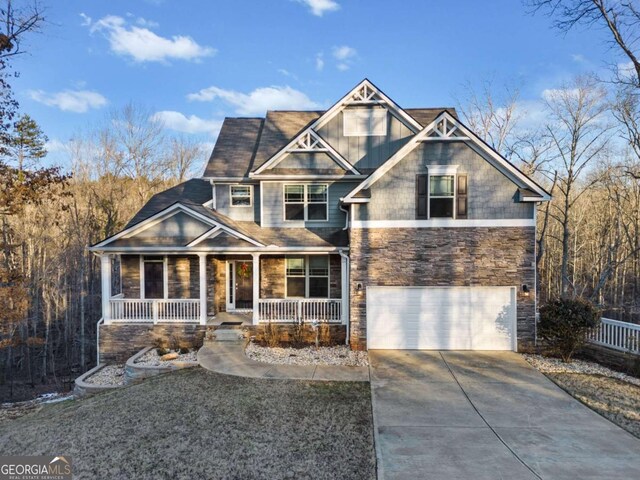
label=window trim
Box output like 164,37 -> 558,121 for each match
426,165 -> 459,220
282,183 -> 329,223
229,184 -> 253,208
343,108 -> 388,137
284,255 -> 330,299
140,255 -> 168,299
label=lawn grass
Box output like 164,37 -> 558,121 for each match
548,372 -> 640,439
0,367 -> 376,479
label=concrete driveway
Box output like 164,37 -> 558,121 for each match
369,350 -> 640,480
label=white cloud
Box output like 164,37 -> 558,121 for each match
29,89 -> 107,113
187,85 -> 321,115
315,52 -> 324,71
296,0 -> 340,17
136,17 -> 160,29
89,15 -> 215,63
332,45 -> 357,70
152,111 -> 222,135
45,139 -> 70,153
79,13 -> 92,27
571,53 -> 586,63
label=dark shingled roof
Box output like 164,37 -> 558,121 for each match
405,108 -> 458,128
202,108 -> 458,179
203,117 -> 264,178
125,179 -> 212,228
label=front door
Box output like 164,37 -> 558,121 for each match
228,261 -> 253,310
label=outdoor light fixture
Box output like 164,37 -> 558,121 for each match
522,284 -> 530,296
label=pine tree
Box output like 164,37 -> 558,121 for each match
9,113 -> 47,171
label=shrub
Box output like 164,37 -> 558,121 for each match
290,321 -> 306,348
539,298 -> 600,363
263,322 -> 280,348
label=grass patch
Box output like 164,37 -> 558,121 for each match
548,372 -> 640,439
0,368 -> 375,479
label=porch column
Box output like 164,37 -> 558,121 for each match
252,253 -> 260,325
100,254 -> 112,324
340,252 -> 349,327
198,253 -> 207,325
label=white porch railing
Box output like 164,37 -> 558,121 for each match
588,317 -> 640,354
258,299 -> 342,323
109,298 -> 201,324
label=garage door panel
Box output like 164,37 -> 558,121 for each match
367,287 -> 515,350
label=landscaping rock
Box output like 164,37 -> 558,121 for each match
246,343 -> 369,367
160,352 -> 179,361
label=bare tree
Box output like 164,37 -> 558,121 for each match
528,0 -> 640,86
0,0 -> 45,58
455,78 -> 522,157
544,75 -> 611,297
164,135 -> 206,182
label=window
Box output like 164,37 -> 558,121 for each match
286,256 -> 329,298
230,185 -> 252,207
343,108 -> 387,136
430,175 -> 455,218
142,256 -> 165,299
284,184 -> 328,221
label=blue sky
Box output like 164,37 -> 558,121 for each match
11,0 -> 617,167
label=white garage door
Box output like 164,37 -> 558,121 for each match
367,286 -> 516,350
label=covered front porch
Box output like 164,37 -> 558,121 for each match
99,252 -> 349,326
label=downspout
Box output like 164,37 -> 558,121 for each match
96,318 -> 104,365
209,179 -> 216,210
339,200 -> 351,345
339,250 -> 350,346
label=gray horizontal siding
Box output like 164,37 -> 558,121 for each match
275,152 -> 345,171
355,142 -> 533,221
317,108 -> 413,172
215,183 -> 259,222
261,181 -> 357,228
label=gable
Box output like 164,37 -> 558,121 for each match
343,111 -> 551,203
130,211 -> 211,241
316,107 -> 414,172
195,232 -> 257,248
353,141 -> 534,222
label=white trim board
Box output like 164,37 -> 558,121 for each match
350,219 -> 535,228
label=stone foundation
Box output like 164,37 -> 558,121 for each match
99,324 -> 206,363
348,227 -> 536,351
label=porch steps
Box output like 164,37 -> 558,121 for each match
209,327 -> 244,343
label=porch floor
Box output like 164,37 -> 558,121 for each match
207,311 -> 253,326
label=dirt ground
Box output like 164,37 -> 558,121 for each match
548,372 -> 640,439
0,367 -> 376,480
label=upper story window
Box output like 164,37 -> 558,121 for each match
416,166 -> 467,220
343,108 -> 387,136
284,184 -> 328,221
230,185 -> 252,207
429,175 -> 455,218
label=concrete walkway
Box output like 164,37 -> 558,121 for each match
370,350 -> 640,480
198,341 -> 370,382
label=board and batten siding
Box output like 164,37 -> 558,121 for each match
317,108 -> 414,172
215,183 -> 260,222
261,181 -> 357,228
354,142 -> 534,221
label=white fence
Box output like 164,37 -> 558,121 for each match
588,317 -> 640,354
109,298 -> 201,324
258,299 -> 342,323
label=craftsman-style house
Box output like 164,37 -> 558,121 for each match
90,79 -> 549,358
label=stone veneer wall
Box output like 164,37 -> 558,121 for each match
167,256 -> 198,299
348,227 -> 536,351
99,324 -> 206,363
121,255 -> 140,297
260,256 -> 285,298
